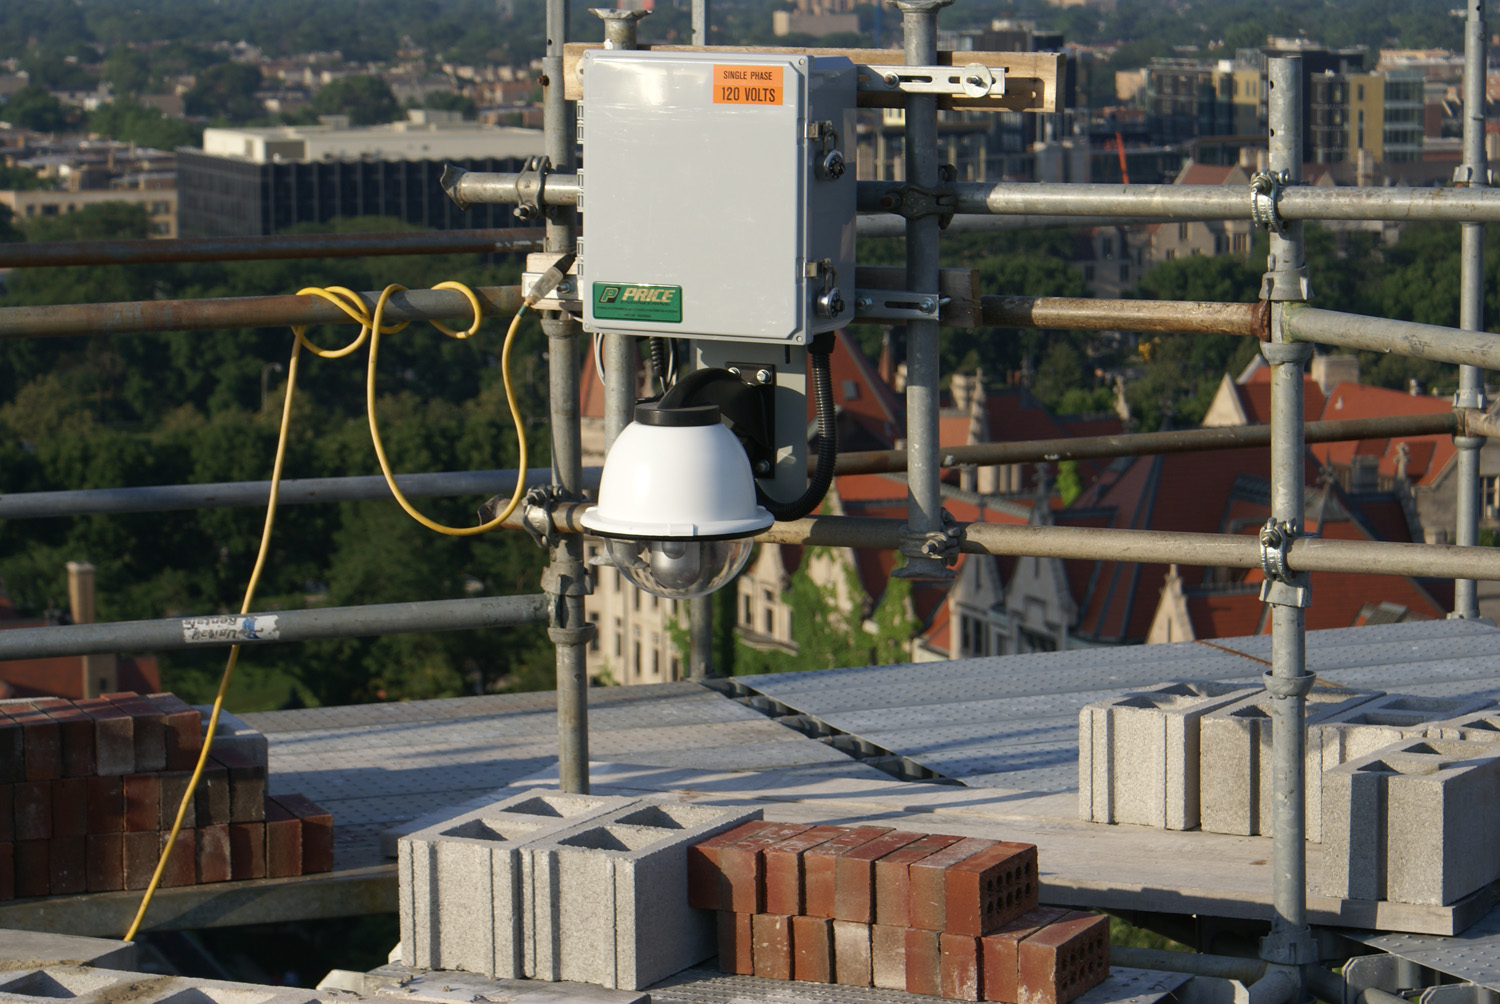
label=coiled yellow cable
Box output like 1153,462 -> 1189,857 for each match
124,280 -> 525,941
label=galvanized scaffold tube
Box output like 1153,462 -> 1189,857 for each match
1454,0 -> 1489,619
544,0 -> 592,795
1260,56 -> 1318,990
892,0 -> 954,581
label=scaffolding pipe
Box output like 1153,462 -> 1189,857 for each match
893,0 -> 953,581
691,0 -> 709,44
512,506 -> 1500,581
833,411 -> 1464,475
1261,56 -> 1317,985
544,0 -> 591,797
0,285 -> 524,340
1454,0 -> 1489,619
1108,948 -> 1265,984
1281,304 -> 1500,370
0,468 -> 602,521
981,295 -> 1267,337
0,594 -> 549,660
0,229 -> 544,270
857,214 -> 1174,237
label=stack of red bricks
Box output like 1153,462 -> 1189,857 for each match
688,822 -> 1108,1004
0,691 -> 333,900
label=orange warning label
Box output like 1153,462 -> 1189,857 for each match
713,65 -> 784,106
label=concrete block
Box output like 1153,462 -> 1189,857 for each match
1314,693 -> 1495,775
909,836 -> 996,932
791,916 -> 833,983
0,967 -> 134,1001
943,841 -> 1040,937
0,931 -> 138,968
871,924 -> 907,991
832,920 -> 871,987
1320,739 -> 1500,904
532,799 -> 762,990
1015,911 -> 1110,1004
980,906 -> 1068,1004
1079,681 -> 1257,830
1199,685 -> 1380,839
1424,711 -> 1500,742
399,788 -> 631,978
194,706 -> 269,767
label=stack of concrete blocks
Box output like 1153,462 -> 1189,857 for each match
1197,686 -> 1382,839
0,966 -> 356,1004
398,789 -> 762,991
1423,710 -> 1500,741
691,821 -> 1109,1004
1321,738 -> 1500,905
1079,681 -> 1257,829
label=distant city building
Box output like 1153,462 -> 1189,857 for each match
175,113 -> 545,237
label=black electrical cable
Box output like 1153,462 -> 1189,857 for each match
756,338 -> 836,522
648,337 -> 670,392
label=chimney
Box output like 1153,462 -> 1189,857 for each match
67,561 -> 117,698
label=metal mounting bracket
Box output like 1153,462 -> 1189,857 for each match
1250,170 -> 1289,234
1259,923 -> 1319,967
509,485 -> 579,553
874,183 -> 956,228
852,289 -> 946,322
1263,670 -> 1316,699
1258,517 -> 1311,609
513,155 -> 552,222
895,508 -> 961,574
859,62 -> 1007,100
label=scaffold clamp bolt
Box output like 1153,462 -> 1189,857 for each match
1250,170 -> 1289,234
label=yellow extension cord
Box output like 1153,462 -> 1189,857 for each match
123,282 -> 530,942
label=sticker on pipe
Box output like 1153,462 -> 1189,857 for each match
182,614 -> 281,644
713,65 -> 783,106
593,283 -> 682,323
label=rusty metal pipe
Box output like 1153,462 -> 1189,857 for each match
0,285 -> 525,338
982,296 -> 1269,337
0,229 -> 544,270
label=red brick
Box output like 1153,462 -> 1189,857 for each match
791,915 -> 834,983
0,842 -> 12,900
87,775 -> 124,833
834,830 -> 924,923
832,920 -> 872,987
1015,912 -> 1109,1004
906,929 -> 943,997
146,693 -> 204,771
15,838 -> 50,897
104,694 -> 166,772
158,771 -> 196,832
196,823 -> 231,884
716,911 -> 753,975
51,777 -> 88,838
720,822 -> 811,914
213,750 -> 266,824
941,933 -> 983,1002
945,842 -> 1039,936
122,774 -> 161,832
752,914 -> 794,981
49,835 -> 86,895
875,833 -> 964,928
765,824 -> 846,916
688,820 -> 776,910
9,705 -> 62,781
871,924 -> 908,990
159,828 -> 196,888
0,711 -> 24,783
122,831 -> 160,890
274,792 -> 334,874
265,797 -> 302,878
86,833 -> 125,892
36,701 -> 96,778
14,780 -> 52,841
228,821 -> 266,880
980,907 -> 1069,1003
0,784 -> 11,842
909,836 -> 997,931
803,825 -> 893,918
195,763 -> 231,827
75,699 -> 134,775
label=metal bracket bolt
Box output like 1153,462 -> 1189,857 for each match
898,509 -> 961,567
876,183 -> 957,228
513,155 -> 552,222
1250,170 -> 1290,234
1258,517 -> 1311,609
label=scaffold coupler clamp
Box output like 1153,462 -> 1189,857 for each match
1259,924 -> 1319,968
897,509 -> 961,573
1250,170 -> 1289,234
1258,517 -> 1310,609
513,155 -> 552,222
511,485 -> 565,551
876,183 -> 957,230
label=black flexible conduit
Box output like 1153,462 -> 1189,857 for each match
757,339 -> 836,522
648,337 -> 671,391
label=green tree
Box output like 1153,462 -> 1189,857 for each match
89,98 -> 202,149
184,63 -> 264,122
313,75 -> 399,126
102,48 -> 151,96
4,85 -> 73,133
419,90 -> 477,120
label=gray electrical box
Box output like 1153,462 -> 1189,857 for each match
578,50 -> 858,344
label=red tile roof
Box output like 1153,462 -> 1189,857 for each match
1315,382 -> 1455,486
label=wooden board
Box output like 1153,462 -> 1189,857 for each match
561,44 -> 1062,112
